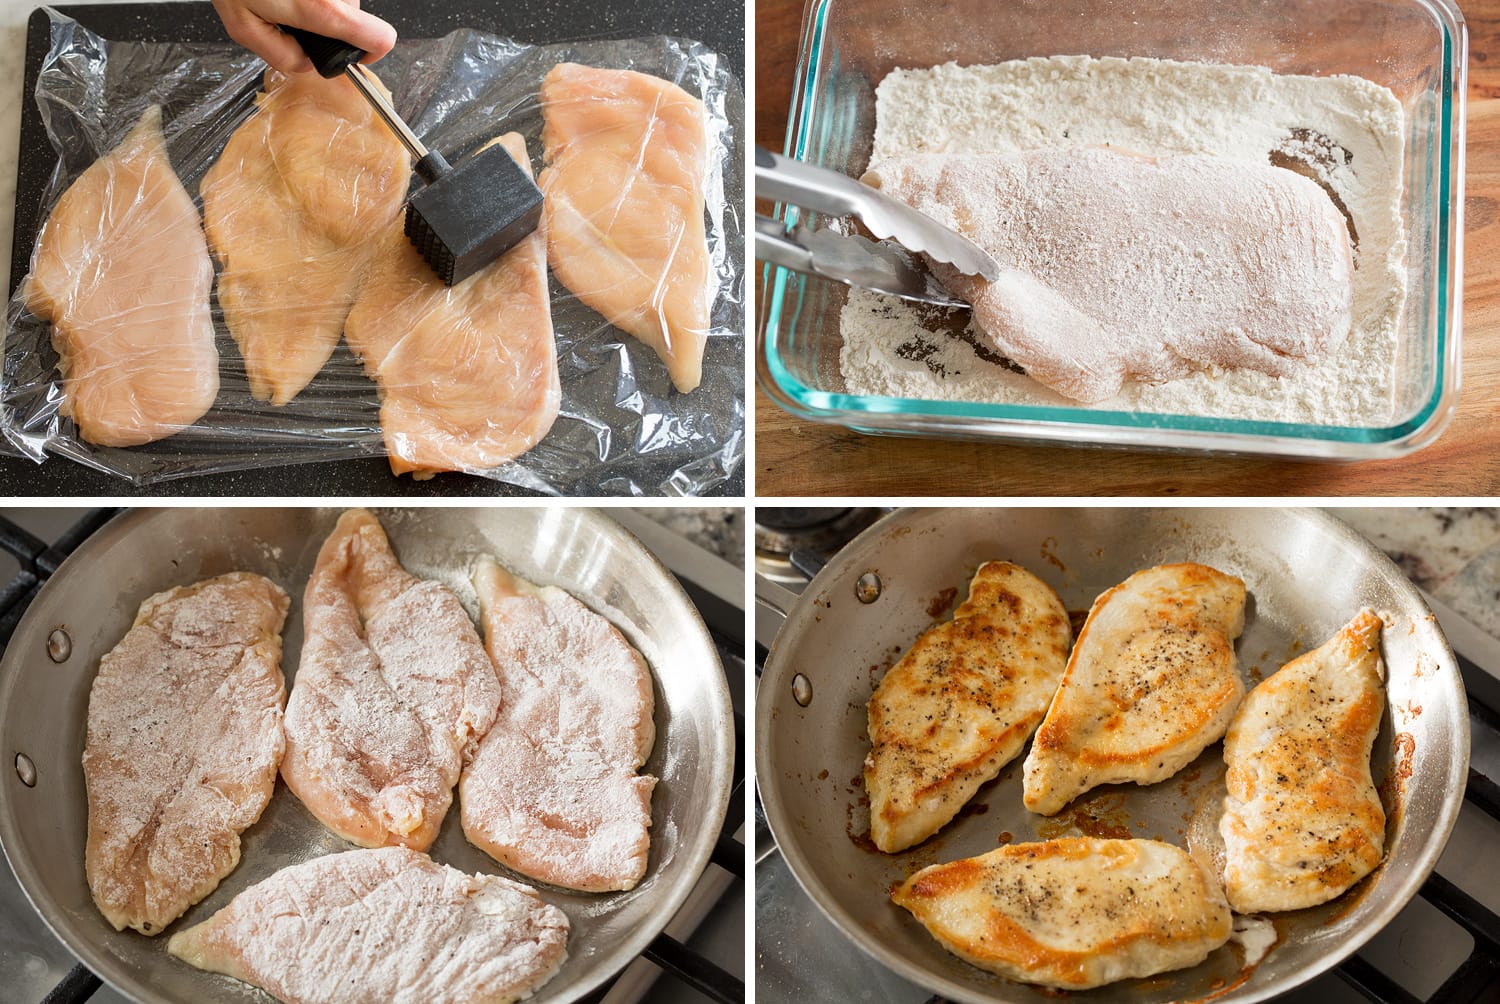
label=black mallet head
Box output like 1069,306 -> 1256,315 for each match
404,144 -> 545,287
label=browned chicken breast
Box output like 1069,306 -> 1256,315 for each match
865,561 -> 1071,852
1221,609 -> 1387,913
893,837 -> 1233,989
84,572 -> 288,935
167,847 -> 569,1004
1023,562 -> 1246,816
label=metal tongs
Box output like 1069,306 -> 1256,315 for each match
754,147 -> 997,307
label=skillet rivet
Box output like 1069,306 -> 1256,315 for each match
15,753 -> 36,787
46,628 -> 71,663
855,572 -> 882,604
791,673 -> 813,707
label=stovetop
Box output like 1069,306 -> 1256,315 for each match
753,509 -> 1500,1004
0,507 -> 745,1004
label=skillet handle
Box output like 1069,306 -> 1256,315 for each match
40,964 -> 101,1004
754,575 -> 800,651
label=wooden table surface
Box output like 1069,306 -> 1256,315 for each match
753,0 -> 1500,497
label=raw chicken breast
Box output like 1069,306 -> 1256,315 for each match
1221,610 -> 1387,913
201,70 -> 408,405
26,105 -> 218,446
1023,562 -> 1246,815
84,572 -> 288,935
344,134 -> 558,478
539,63 -> 711,393
282,509 -> 501,850
862,148 -> 1354,404
460,557 -> 656,892
865,561 -> 1071,852
893,838 -> 1232,989
167,846 -> 569,1004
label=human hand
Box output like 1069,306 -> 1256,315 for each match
211,0 -> 397,74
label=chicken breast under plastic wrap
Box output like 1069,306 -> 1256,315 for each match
1023,562 -> 1246,815
539,63 -> 711,393
862,148 -> 1354,404
1221,609 -> 1387,913
282,509 -> 500,850
343,133 -> 558,479
461,557 -> 656,892
201,69 -> 408,405
167,846 -> 569,1004
893,837 -> 1232,989
864,560 -> 1070,852
26,105 -> 218,447
84,572 -> 288,935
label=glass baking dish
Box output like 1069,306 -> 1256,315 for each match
758,0 -> 1467,459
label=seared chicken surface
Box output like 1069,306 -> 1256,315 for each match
1023,562 -> 1246,816
167,847 -> 569,1004
84,573 -> 288,935
281,509 -> 501,850
893,837 -> 1233,989
865,561 -> 1071,852
1221,609 -> 1387,913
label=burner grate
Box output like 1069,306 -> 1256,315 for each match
1,510 -> 744,1004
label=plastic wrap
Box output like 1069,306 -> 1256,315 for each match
2,11 -> 744,495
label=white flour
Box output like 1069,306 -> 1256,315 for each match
840,56 -> 1407,425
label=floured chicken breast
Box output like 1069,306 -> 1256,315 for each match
282,509 -> 500,850
344,133 -> 559,479
539,63 -> 711,393
167,846 -> 569,1004
201,69 -> 408,405
26,105 -> 218,446
1023,563 -> 1246,816
865,561 -> 1070,852
1221,609 -> 1387,913
862,148 -> 1354,404
460,557 -> 656,892
84,572 -> 288,935
893,837 -> 1232,989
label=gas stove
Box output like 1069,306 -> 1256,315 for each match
754,507 -> 1500,1004
0,507 -> 745,1004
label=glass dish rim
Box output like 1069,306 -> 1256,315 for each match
759,0 -> 1468,458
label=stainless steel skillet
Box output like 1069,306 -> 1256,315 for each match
755,507 -> 1469,1003
0,507 -> 734,1004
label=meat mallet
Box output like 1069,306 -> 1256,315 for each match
279,26 -> 544,286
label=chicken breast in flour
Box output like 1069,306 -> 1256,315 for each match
1221,609 -> 1387,913
864,561 -> 1070,852
892,837 -> 1232,989
26,105 -> 218,447
84,573 -> 288,935
281,509 -> 500,850
1023,563 -> 1246,816
862,148 -> 1354,404
167,846 -> 569,1004
460,557 -> 656,892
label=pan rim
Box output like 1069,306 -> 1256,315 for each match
755,505 -> 1471,1004
0,505 -> 735,1004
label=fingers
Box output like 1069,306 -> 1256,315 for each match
288,0 -> 397,64
212,0 -> 313,73
211,0 -> 397,72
